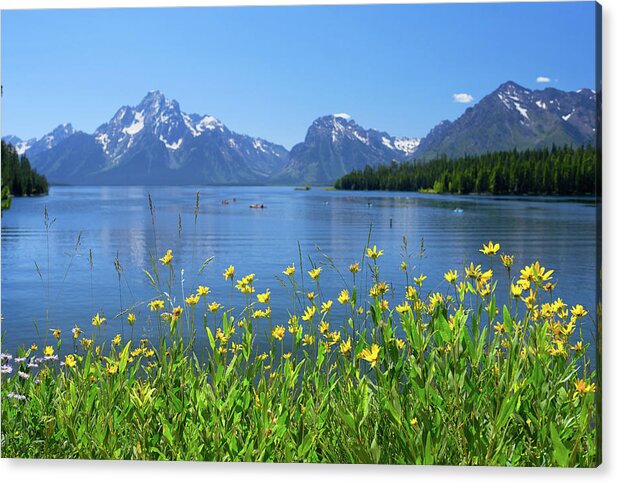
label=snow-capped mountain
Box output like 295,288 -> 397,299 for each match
2,123 -> 76,157
17,91 -> 289,185
413,81 -> 597,160
1,135 -> 33,155
3,81 -> 597,186
275,113 -> 420,184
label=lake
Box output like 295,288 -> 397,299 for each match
1,186 -> 600,357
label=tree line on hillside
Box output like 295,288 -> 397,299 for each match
1,141 -> 49,210
334,145 -> 598,196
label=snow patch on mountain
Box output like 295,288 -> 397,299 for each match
513,102 -> 529,121
123,112 -> 145,135
159,135 -> 183,150
394,137 -> 420,155
562,110 -> 575,122
195,115 -> 223,134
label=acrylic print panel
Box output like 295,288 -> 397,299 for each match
0,0 -> 601,466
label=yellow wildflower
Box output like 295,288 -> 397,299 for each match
112,334 -> 122,346
148,300 -> 165,312
328,331 -> 341,344
521,290 -> 537,308
92,312 -> 106,327
302,305 -> 316,321
81,338 -> 93,350
478,283 -> 491,297
306,291 -> 316,301
349,262 -> 360,273
185,294 -> 200,306
257,290 -> 271,304
235,274 -> 255,294
223,265 -> 235,280
172,306 -> 183,318
543,282 -> 556,292
30,344 -> 38,351
444,270 -> 458,284
321,300 -> 333,313
282,263 -> 296,276
511,283 -> 523,298
396,339 -> 405,350
574,378 -> 596,396
359,343 -> 381,368
405,285 -> 417,300
338,289 -> 350,305
480,269 -> 493,284
413,274 -> 427,286
369,281 -> 389,297
308,267 -> 322,281
494,322 -> 506,335
197,286 -> 210,296
127,313 -> 136,325
64,354 -> 77,369
571,304 -> 588,318
159,249 -> 173,266
340,337 -> 352,355
253,308 -> 268,318
318,320 -> 329,334
480,241 -> 500,256
500,254 -> 514,269
208,302 -> 222,313
106,362 -> 119,376
429,292 -> 443,307
52,329 -> 61,340
288,315 -> 299,334
396,301 -> 411,314
571,341 -> 584,352
302,334 -> 315,346
271,325 -> 285,340
552,298 -> 566,313
520,261 -> 554,283
465,263 -> 482,280
379,299 -> 389,311
366,245 -> 383,260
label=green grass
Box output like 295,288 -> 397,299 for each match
0,202 -> 599,465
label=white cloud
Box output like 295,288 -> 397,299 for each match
453,93 -> 474,104
536,76 -> 551,83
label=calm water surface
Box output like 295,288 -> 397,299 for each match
1,186 -> 600,356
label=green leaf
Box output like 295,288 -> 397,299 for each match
503,305 -> 513,332
206,327 -> 215,350
424,432 -> 435,465
550,422 -> 570,467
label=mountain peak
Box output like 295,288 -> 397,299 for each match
138,90 -> 175,113
496,80 -> 526,92
145,89 -> 165,99
51,123 -> 75,135
413,81 -> 597,160
333,113 -> 352,120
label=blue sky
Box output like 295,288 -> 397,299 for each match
1,2 -> 598,148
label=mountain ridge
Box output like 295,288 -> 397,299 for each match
3,81 -> 597,185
